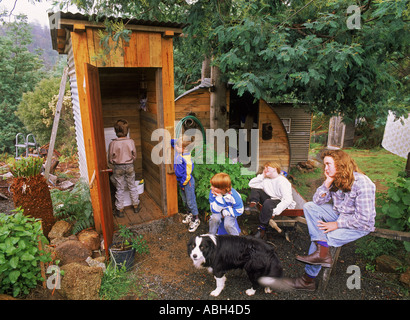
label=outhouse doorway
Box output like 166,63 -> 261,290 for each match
50,12 -> 184,249
97,67 -> 165,227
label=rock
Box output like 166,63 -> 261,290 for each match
78,229 -> 100,251
58,180 -> 74,190
55,240 -> 92,266
375,255 -> 403,273
60,263 -> 103,300
48,220 -> 72,240
86,256 -> 106,272
399,269 -> 410,288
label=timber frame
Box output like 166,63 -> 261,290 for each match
49,12 -> 186,250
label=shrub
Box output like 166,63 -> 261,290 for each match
381,172 -> 410,251
192,147 -> 255,214
8,156 -> 43,178
0,208 -> 52,297
50,179 -> 94,234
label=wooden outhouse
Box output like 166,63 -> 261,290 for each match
49,12 -> 185,249
175,80 -> 312,172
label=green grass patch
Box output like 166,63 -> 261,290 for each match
343,148 -> 406,192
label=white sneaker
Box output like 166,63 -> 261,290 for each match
182,213 -> 193,224
188,218 -> 200,232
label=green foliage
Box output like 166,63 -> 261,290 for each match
192,146 -> 254,214
99,263 -> 153,300
8,156 -> 44,178
16,76 -> 75,151
355,236 -> 398,262
50,180 -> 94,234
115,224 -> 149,255
0,208 -> 52,297
0,14 -> 44,152
59,0 -> 409,128
381,172 -> 410,251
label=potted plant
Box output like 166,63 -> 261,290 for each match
109,224 -> 149,270
9,156 -> 55,238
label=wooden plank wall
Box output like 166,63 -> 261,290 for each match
69,26 -> 178,225
85,28 -> 163,68
140,71 -> 162,210
98,67 -> 150,179
258,100 -> 290,172
175,89 -> 291,171
175,88 -> 210,128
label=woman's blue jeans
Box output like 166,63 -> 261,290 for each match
179,177 -> 199,216
303,201 -> 369,277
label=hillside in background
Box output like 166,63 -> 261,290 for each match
0,21 -> 61,72
28,22 -> 60,71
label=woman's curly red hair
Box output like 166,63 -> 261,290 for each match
321,149 -> 363,192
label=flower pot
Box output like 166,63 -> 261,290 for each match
109,245 -> 136,271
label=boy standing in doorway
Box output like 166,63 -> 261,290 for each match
108,119 -> 141,217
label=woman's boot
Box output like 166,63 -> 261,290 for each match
296,242 -> 333,268
282,273 -> 316,291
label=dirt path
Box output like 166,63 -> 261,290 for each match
133,213 -> 407,301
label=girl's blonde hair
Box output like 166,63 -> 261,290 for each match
263,161 -> 281,174
321,149 -> 363,192
210,172 -> 232,193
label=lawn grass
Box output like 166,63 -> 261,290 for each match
291,145 -> 407,200
343,147 -> 406,192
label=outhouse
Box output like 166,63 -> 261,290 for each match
49,12 -> 185,249
175,80 -> 312,172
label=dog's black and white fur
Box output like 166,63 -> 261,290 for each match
187,234 -> 283,297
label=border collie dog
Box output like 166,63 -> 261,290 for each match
187,234 -> 283,297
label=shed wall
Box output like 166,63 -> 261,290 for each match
66,38 -> 89,181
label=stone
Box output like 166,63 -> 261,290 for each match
86,256 -> 106,272
60,263 -> 103,300
375,255 -> 403,273
55,240 -> 92,266
78,229 -> 100,251
48,220 -> 72,240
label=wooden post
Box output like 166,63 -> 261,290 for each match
319,246 -> 342,293
44,66 -> 69,180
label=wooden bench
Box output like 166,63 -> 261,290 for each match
320,228 -> 410,292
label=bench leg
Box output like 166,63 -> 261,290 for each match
319,246 -> 342,293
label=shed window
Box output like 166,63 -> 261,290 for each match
281,118 -> 291,133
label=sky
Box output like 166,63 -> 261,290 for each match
0,0 -> 64,26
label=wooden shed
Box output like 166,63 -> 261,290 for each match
175,79 -> 312,172
49,12 -> 185,249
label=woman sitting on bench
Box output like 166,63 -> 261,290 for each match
283,149 -> 376,291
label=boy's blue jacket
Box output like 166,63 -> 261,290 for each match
171,139 -> 194,188
209,188 -> 244,217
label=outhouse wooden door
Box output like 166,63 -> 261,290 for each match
84,63 -> 114,251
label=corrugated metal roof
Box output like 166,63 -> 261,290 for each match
175,78 -> 213,101
48,11 -> 188,29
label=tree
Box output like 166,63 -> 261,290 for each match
56,0 -> 409,125
16,77 -> 76,155
0,14 -> 44,153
